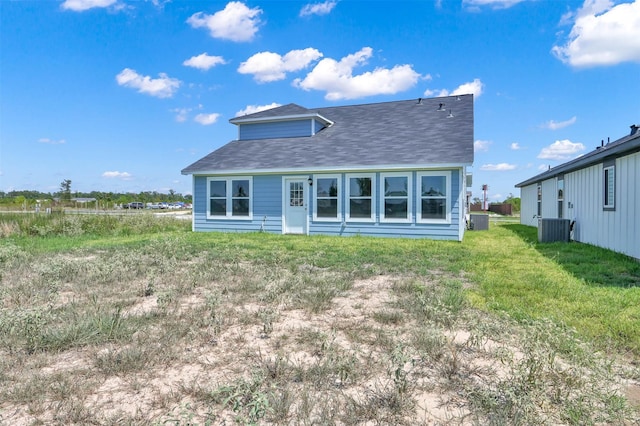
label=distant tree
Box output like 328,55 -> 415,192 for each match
503,193 -> 521,213
60,179 -> 72,202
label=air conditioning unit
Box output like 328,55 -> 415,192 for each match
538,218 -> 570,243
469,214 -> 489,231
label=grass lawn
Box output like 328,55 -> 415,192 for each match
1,212 -> 639,424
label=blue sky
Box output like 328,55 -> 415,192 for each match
1,0 -> 639,201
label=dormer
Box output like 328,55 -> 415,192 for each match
230,103 -> 333,141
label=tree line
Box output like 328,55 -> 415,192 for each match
1,180 -> 191,209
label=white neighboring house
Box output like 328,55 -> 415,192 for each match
515,125 -> 640,260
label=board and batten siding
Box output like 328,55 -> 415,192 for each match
238,120 -> 315,140
541,179 -> 558,219
192,168 -> 466,240
519,184 -> 539,227
565,152 -> 640,260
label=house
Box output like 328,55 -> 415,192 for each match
181,95 -> 474,240
515,124 -> 640,260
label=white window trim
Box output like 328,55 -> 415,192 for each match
345,173 -> 376,222
379,172 -> 413,223
417,171 -> 451,224
603,165 -> 615,210
313,174 -> 342,222
206,176 -> 253,220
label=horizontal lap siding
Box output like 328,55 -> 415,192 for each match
192,175 -> 282,234
194,168 -> 464,240
253,175 -> 283,233
239,121 -> 311,140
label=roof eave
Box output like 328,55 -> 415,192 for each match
515,133 -> 640,188
229,113 -> 334,127
182,162 -> 472,176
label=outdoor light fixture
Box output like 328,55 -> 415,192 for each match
308,177 -> 313,186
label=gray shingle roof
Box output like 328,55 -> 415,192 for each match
182,95 -> 474,175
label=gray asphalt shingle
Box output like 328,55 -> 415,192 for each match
182,95 -> 474,174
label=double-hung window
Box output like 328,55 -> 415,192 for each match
207,177 -> 252,219
314,175 -> 341,221
417,171 -> 450,223
557,176 -> 564,219
537,183 -> 542,217
603,160 -> 615,210
346,174 -> 375,221
380,173 -> 412,222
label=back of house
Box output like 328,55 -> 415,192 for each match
182,95 -> 474,241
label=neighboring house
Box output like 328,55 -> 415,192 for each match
515,125 -> 640,260
181,95 -> 474,240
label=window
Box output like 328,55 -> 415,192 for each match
380,173 -> 412,222
417,171 -> 451,223
314,175 -> 341,221
537,183 -> 542,217
207,177 -> 252,219
557,176 -> 564,219
346,174 -> 375,221
604,163 -> 615,210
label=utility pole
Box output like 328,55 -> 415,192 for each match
482,184 -> 488,211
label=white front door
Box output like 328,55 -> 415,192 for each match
284,178 -> 307,234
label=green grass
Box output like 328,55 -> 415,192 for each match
464,224 -> 640,353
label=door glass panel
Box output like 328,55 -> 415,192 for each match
290,182 -> 304,207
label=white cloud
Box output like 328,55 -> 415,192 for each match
38,138 -> 66,145
423,88 -> 450,97
452,79 -> 484,97
238,48 -> 323,83
474,140 -> 492,152
61,0 -> 117,11
510,142 -> 522,150
236,103 -> 282,117
293,47 -> 420,100
171,108 -> 191,123
538,139 -> 586,160
194,113 -> 221,125
463,0 -> 525,9
116,68 -> 181,98
187,2 -> 262,42
183,53 -> 227,71
480,163 -> 517,171
102,171 -> 132,180
300,1 -> 337,16
426,78 -> 484,99
552,0 -> 640,67
541,116 -> 577,130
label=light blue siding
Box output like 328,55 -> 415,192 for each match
239,120 -> 313,140
192,175 -> 283,233
193,169 -> 465,240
